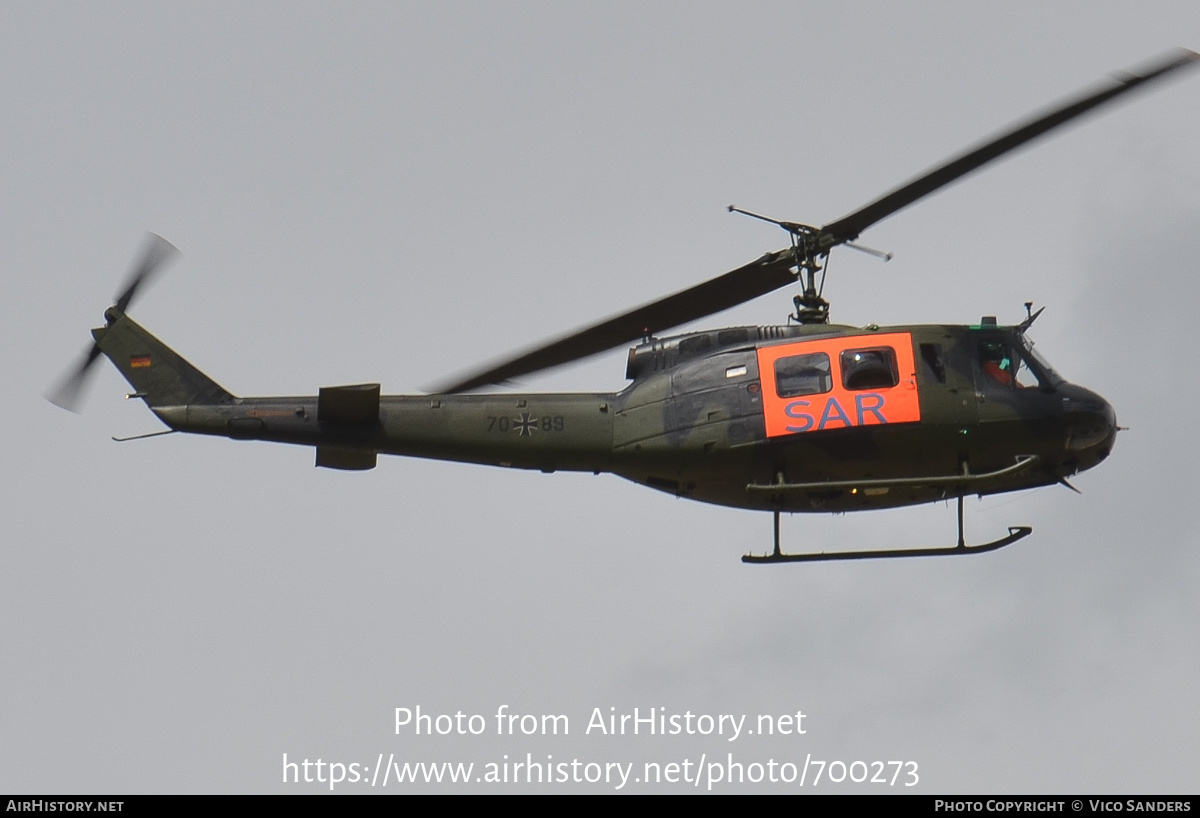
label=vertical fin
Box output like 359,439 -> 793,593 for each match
92,310 -> 234,407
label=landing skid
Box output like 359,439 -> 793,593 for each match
742,496 -> 1032,565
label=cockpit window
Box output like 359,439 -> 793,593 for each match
979,340 -> 1040,389
775,352 -> 831,398
1019,338 -> 1064,387
1012,355 -> 1039,389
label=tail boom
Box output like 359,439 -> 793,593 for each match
97,312 -> 616,472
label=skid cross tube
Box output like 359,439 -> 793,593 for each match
745,455 -> 1039,496
743,457 -> 1038,564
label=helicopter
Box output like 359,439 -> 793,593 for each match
48,49 -> 1198,564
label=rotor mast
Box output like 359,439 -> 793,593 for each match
728,206 -> 889,324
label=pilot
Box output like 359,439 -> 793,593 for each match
980,341 -> 1014,387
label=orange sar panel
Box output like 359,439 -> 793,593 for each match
756,332 -> 920,439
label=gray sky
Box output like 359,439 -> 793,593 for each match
4,2 -> 1199,793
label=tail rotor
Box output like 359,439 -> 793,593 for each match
46,234 -> 180,412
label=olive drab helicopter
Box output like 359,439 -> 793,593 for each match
48,50 -> 1198,563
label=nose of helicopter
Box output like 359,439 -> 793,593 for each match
1060,384 -> 1118,462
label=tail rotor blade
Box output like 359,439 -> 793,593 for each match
45,343 -> 103,413
114,233 -> 179,314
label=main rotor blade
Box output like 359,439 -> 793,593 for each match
433,249 -> 797,393
114,233 -> 179,313
820,48 -> 1199,244
436,50 -> 1197,393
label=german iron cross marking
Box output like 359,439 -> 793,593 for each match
513,412 -> 537,437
